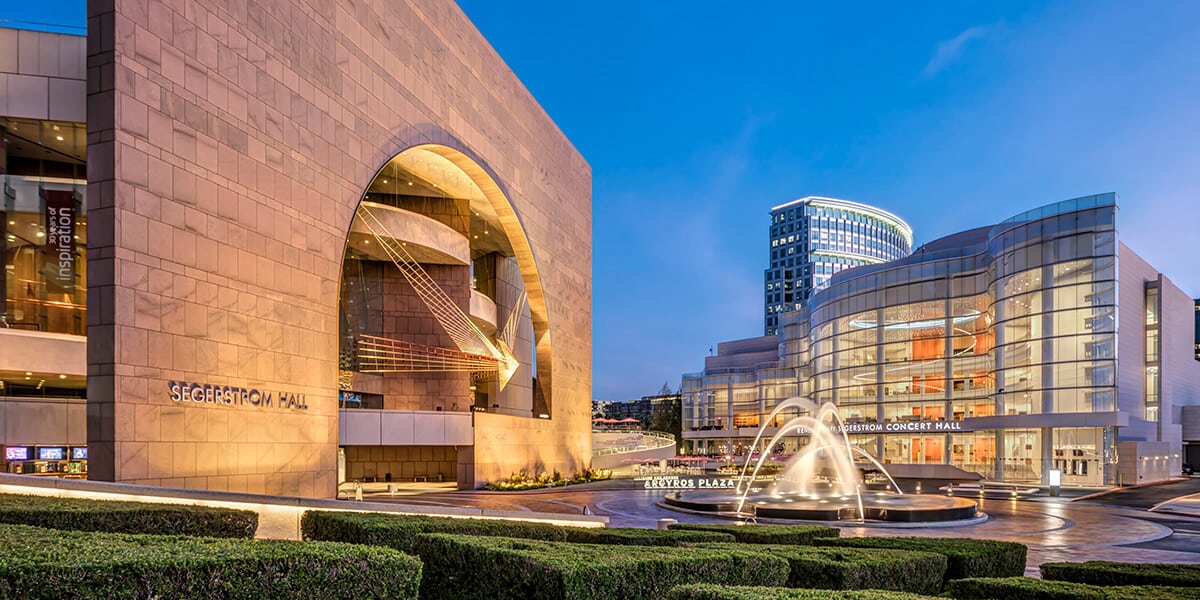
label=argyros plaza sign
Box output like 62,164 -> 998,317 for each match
637,476 -> 737,490
168,381 -> 310,411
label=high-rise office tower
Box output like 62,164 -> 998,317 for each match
764,197 -> 913,335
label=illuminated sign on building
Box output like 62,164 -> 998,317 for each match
167,381 -> 310,411
793,420 -> 970,435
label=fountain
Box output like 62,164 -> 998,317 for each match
663,397 -> 979,523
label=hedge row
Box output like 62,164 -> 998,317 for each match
1041,561 -> 1200,587
944,577 -> 1200,600
696,543 -> 945,595
0,523 -> 421,600
0,493 -> 257,538
562,527 -> 735,546
668,523 -> 840,545
300,510 -> 567,552
812,537 -> 1026,582
410,534 -> 790,600
667,584 -> 939,600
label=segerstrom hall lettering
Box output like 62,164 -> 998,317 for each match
167,382 -> 310,411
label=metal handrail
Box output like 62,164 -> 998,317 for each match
591,430 -> 676,457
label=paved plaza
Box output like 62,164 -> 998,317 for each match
362,478 -> 1200,575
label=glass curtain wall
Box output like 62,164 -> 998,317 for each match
2,118 -> 87,337
990,207 -> 1118,418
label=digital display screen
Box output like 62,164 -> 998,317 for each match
4,447 -> 29,461
71,447 -> 88,460
37,447 -> 66,461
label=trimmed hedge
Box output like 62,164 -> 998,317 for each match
1041,561 -> 1200,587
300,510 -> 567,552
668,523 -> 840,545
0,493 -> 257,538
410,533 -> 790,600
0,523 -> 422,599
667,584 -> 939,600
696,543 -> 945,595
562,526 -> 735,546
812,537 -> 1026,582
945,577 -> 1200,600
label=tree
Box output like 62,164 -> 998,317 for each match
648,394 -> 682,445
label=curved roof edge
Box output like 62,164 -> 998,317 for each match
814,192 -> 1119,304
770,196 -> 913,244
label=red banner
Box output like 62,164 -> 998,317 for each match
43,189 -> 76,289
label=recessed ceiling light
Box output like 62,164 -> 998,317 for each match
36,232 -> 45,238
56,135 -> 64,141
25,372 -> 32,376
59,374 -> 67,379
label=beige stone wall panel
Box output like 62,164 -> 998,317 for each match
87,0 -> 591,496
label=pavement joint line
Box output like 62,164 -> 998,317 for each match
1149,509 -> 1200,520
1071,477 -> 1192,502
1149,490 -> 1200,512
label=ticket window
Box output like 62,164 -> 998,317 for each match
4,446 -> 32,473
4,447 -> 86,477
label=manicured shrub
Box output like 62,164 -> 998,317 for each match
696,543 -> 945,595
813,536 -> 1025,582
667,584 -> 940,600
945,576 -> 1200,600
0,523 -> 422,599
0,493 -> 257,538
1041,561 -> 1200,587
563,526 -> 734,546
300,510 -> 567,552
410,533 -> 790,600
668,523 -> 840,545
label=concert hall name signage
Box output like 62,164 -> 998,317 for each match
637,476 -> 736,490
794,420 -> 969,435
167,381 -> 309,411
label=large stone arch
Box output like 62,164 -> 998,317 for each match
337,140 -> 555,413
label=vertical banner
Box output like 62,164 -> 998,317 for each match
43,189 -> 76,291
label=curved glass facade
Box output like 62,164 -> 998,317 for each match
765,197 -> 912,335
806,194 -> 1120,485
680,193 -> 1198,487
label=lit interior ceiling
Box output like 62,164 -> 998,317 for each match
0,369 -> 85,390
364,147 -> 512,260
849,310 -> 983,330
1,118 -> 86,164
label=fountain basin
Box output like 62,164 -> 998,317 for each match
663,490 -> 980,523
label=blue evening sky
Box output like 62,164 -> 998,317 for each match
10,2 -> 1200,400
